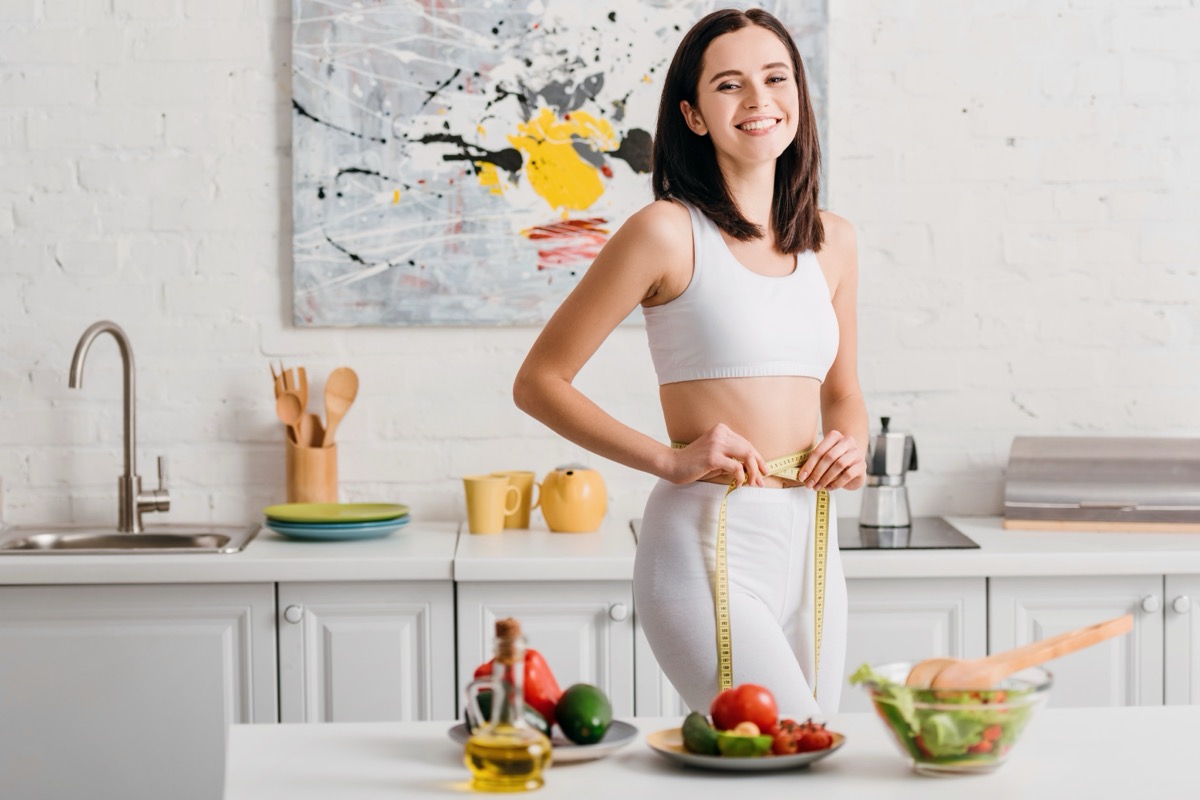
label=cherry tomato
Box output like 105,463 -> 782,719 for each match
709,684 -> 779,731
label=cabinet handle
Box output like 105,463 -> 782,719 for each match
1140,595 -> 1161,614
1173,596 -> 1191,615
609,603 -> 629,622
284,605 -> 304,624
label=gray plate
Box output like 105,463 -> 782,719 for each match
646,727 -> 845,772
448,720 -> 638,763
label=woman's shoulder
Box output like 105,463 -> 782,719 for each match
621,198 -> 692,243
818,209 -> 857,255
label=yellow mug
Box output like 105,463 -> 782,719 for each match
491,470 -> 538,529
462,475 -> 521,534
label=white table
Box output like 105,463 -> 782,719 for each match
225,706 -> 1194,799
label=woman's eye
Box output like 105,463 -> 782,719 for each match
768,75 -> 788,85
718,82 -> 740,91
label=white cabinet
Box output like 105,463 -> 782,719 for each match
1165,575 -> 1200,705
840,578 -> 987,712
456,581 -> 635,719
0,583 -> 275,800
278,581 -> 456,723
989,575 -> 1164,707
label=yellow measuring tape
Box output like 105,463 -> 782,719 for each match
673,445 -> 830,695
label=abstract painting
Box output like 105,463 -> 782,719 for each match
292,0 -> 827,326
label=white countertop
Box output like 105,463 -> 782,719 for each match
848,516 -> 1200,578
454,518 -> 636,582
6,515 -> 1200,586
0,521 -> 459,585
224,706 -> 1193,799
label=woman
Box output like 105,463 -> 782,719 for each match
513,8 -> 867,717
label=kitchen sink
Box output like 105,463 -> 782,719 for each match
0,523 -> 261,555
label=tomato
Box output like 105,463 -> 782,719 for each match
709,684 -> 779,731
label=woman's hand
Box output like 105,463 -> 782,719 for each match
664,423 -> 768,487
797,430 -> 866,490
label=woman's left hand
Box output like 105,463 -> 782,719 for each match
797,430 -> 866,490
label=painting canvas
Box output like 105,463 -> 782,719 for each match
292,0 -> 828,326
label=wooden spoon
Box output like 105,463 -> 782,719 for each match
906,613 -> 1133,690
275,391 -> 303,445
321,367 -> 359,447
298,412 -> 323,448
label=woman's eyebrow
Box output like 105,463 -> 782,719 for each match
707,62 -> 790,84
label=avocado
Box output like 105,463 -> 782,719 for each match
681,712 -> 720,755
555,684 -> 613,744
716,730 -> 774,757
466,689 -> 551,739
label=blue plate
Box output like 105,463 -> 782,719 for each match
264,517 -> 410,541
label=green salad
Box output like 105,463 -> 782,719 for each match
849,664 -> 1037,765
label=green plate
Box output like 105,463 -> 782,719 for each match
262,503 -> 410,524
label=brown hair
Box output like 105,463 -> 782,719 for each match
651,8 -> 824,253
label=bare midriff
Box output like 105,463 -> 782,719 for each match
660,375 -> 822,488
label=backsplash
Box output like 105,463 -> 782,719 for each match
1,0 -> 1197,528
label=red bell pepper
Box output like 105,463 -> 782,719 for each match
474,648 -> 563,727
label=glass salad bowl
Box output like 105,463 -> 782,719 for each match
850,661 -> 1052,775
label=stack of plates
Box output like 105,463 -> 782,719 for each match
262,503 -> 410,542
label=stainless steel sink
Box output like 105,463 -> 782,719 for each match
0,524 -> 261,555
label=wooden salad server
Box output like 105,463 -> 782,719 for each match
905,613 -> 1134,690
321,367 -> 359,447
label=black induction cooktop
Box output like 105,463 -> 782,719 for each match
838,516 -> 979,550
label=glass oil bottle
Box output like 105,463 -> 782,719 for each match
464,618 -> 552,792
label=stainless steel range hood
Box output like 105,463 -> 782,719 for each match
1003,436 -> 1200,531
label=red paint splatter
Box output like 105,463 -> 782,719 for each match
522,217 -> 610,270
601,164 -> 613,178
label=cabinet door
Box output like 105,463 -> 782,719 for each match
989,575 -> 1163,707
457,581 -> 634,718
1165,575 -> 1200,705
840,578 -> 987,713
0,583 -> 275,800
278,581 -> 455,722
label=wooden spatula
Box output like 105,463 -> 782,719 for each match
321,367 -> 359,447
906,613 -> 1134,690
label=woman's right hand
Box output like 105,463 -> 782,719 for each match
663,423 -> 768,487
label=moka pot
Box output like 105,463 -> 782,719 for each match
859,417 -> 918,528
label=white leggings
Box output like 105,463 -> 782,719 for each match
634,479 -> 847,717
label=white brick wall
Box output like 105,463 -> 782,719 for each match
0,0 -> 1197,530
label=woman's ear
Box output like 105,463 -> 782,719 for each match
680,100 -> 708,136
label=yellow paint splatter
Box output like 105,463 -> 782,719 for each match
475,162 -> 506,196
506,108 -> 618,211
642,74 -> 651,83
392,190 -> 401,204
476,124 -> 487,136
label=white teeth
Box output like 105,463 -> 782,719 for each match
738,119 -> 778,131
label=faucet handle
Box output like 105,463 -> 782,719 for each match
150,455 -> 170,512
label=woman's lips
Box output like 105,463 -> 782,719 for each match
736,117 -> 782,134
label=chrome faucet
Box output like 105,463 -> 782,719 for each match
69,321 -> 169,533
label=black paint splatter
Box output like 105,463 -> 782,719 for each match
419,67 -> 463,110
293,100 -> 388,144
412,133 -> 523,174
611,128 -> 652,174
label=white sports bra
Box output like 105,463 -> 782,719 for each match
642,201 -> 839,385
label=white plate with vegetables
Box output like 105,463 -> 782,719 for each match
647,724 -> 845,773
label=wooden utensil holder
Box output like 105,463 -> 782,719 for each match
286,439 -> 338,503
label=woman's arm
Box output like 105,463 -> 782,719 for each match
514,201 -> 768,487
801,212 -> 869,491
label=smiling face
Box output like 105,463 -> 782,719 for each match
680,24 -> 801,170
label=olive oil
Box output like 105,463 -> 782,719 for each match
464,618 -> 553,792
464,724 -> 551,792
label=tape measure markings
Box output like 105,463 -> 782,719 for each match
678,444 -> 829,695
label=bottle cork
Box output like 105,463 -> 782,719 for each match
495,617 -> 520,663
